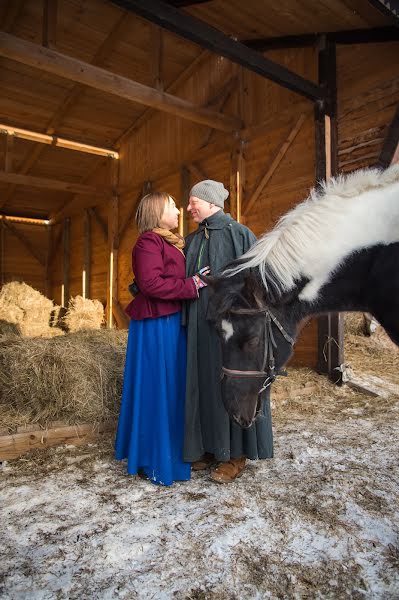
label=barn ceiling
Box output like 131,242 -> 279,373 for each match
0,0 -> 396,218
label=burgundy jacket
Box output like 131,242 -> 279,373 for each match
125,231 -> 198,320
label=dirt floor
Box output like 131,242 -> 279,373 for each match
1,316 -> 398,599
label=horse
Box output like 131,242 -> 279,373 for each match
204,164 -> 399,429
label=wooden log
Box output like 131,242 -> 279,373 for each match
0,421 -> 116,461
0,33 -> 240,133
0,170 -> 111,197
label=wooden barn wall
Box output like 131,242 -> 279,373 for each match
337,41 -> 399,172
116,47 -> 318,367
1,222 -> 47,294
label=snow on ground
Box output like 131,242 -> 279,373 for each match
1,383 -> 399,599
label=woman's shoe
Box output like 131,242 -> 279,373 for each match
209,457 -> 246,483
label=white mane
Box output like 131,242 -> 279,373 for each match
224,164 -> 399,302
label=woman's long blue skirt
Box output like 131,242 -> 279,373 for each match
115,312 -> 191,486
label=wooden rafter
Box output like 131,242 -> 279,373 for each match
115,49 -> 210,148
243,26 -> 399,52
243,113 -> 307,217
0,13 -> 129,210
378,102 -> 399,168
88,207 -> 108,243
109,0 -> 324,102
0,171 -> 111,197
2,219 -> 45,267
0,33 -> 240,133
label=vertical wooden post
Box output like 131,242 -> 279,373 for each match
179,166 -> 190,236
45,223 -> 52,298
0,217 -> 4,286
152,25 -> 163,91
230,141 -> 245,223
107,159 -> 119,328
315,37 -> 344,382
4,133 -> 14,173
83,209 -> 91,299
43,0 -> 57,49
62,217 -> 70,307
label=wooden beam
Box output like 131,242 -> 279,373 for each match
0,171 -> 111,197
0,33 -> 240,133
0,218 -> 5,285
0,421 -> 115,460
42,0 -> 57,49
48,223 -> 63,268
179,166 -> 190,236
186,162 -> 207,182
62,217 -> 70,307
378,102 -> 399,168
241,102 -> 312,142
107,161 -> 120,328
2,219 -> 46,267
88,207 -> 108,243
367,0 -> 399,23
45,223 -> 52,298
152,25 -> 163,91
243,26 -> 399,52
243,113 -> 307,217
230,141 -> 245,223
83,210 -> 91,299
119,181 -> 152,242
315,37 -> 343,383
4,133 -> 14,173
109,0 -> 325,103
112,299 -> 130,329
115,49 -> 210,148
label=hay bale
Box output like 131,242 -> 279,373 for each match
0,329 -> 128,432
63,296 -> 104,332
0,319 -> 21,337
0,282 -> 54,337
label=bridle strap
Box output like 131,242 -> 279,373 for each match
221,306 -> 294,396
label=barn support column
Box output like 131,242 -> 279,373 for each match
107,159 -> 119,328
315,36 -> 344,382
179,166 -> 190,236
45,223 -> 52,298
62,217 -> 70,307
0,217 -> 4,286
83,209 -> 91,299
229,141 -> 245,223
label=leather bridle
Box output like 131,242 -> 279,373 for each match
220,306 -> 295,396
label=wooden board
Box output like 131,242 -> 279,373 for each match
0,420 -> 116,460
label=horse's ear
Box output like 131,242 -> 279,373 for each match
244,274 -> 264,308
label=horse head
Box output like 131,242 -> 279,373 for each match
205,272 -> 297,428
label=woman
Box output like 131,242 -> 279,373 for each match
115,192 -> 207,486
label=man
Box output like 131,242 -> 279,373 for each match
183,179 -> 274,483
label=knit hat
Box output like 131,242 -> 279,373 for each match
189,179 -> 229,208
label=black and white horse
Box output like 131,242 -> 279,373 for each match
206,164 -> 399,428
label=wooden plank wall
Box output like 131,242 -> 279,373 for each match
337,42 -> 399,172
1,222 -> 47,294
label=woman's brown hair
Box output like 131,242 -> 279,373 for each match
135,192 -> 174,234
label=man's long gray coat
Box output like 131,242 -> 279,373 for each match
183,211 -> 273,463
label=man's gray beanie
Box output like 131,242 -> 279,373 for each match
189,179 -> 229,208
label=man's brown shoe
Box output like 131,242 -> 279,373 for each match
192,453 -> 216,471
210,457 -> 246,483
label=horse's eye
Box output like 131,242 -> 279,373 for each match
246,336 -> 260,349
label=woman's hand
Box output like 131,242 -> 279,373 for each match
192,266 -> 210,290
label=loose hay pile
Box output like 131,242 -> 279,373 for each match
0,329 -> 128,433
63,295 -> 104,332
